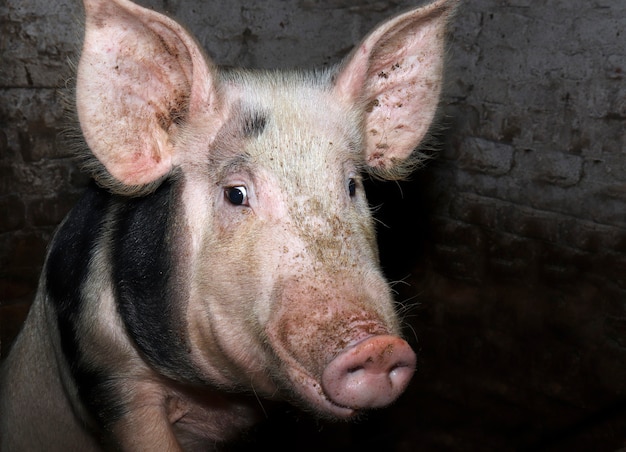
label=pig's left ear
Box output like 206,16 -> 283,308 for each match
334,0 -> 457,178
76,0 -> 221,195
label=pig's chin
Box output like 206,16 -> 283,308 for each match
282,365 -> 357,419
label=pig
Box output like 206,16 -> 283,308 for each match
0,0 -> 457,450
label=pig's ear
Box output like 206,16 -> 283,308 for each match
334,0 -> 457,179
76,0 -> 220,194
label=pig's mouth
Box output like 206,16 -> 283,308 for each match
286,365 -> 357,419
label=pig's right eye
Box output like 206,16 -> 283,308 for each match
225,186 -> 248,206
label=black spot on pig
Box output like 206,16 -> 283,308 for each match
112,180 -> 200,382
47,184 -> 109,344
242,111 -> 268,138
46,184 -> 108,328
46,183 -> 121,420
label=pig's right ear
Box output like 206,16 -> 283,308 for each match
76,0 -> 221,195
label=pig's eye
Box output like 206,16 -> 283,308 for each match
225,186 -> 248,206
348,178 -> 357,197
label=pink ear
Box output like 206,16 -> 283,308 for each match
77,0 -> 218,190
334,0 -> 457,176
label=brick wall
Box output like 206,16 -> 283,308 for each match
1,0 -> 625,449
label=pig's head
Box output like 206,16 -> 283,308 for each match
76,0 -> 456,419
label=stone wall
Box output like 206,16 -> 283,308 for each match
1,0 -> 624,449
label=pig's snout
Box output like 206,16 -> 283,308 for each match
322,335 -> 416,410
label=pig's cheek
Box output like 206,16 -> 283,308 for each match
184,295 -> 238,386
184,289 -> 279,393
184,228 -> 279,390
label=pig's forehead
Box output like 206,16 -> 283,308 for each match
220,68 -> 364,163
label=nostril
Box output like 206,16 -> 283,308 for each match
390,360 -> 411,372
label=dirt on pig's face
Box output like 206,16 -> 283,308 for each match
180,72 -> 402,418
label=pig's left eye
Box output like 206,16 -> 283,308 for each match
348,178 -> 357,197
225,186 -> 249,206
